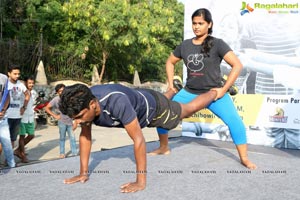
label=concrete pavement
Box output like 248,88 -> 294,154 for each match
0,123 -> 181,168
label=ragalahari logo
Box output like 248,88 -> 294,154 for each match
240,2 -> 254,15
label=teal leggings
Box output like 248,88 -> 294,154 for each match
157,89 -> 247,145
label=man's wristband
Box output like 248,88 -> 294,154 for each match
22,106 -> 27,109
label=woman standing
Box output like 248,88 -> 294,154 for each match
149,8 -> 256,169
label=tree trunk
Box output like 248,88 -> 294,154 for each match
99,51 -> 108,83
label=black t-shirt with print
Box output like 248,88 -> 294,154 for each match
173,37 -> 231,94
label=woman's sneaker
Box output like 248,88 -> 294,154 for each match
221,75 -> 238,96
173,76 -> 183,92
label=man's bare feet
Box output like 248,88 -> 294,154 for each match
21,155 -> 29,163
147,148 -> 171,156
14,150 -> 29,163
241,158 -> 257,170
14,149 -> 20,157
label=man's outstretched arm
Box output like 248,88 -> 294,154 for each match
121,117 -> 147,193
64,124 -> 91,184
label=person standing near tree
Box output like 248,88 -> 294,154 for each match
149,8 -> 256,170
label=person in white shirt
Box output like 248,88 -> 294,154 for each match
6,65 -> 30,148
14,76 -> 37,163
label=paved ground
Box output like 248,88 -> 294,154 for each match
2,125 -> 299,200
0,123 -> 181,168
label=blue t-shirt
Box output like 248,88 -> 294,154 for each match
173,37 -> 232,94
91,84 -> 157,128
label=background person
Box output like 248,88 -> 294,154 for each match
6,65 -> 30,148
45,84 -> 78,159
0,73 -> 16,168
14,76 -> 37,163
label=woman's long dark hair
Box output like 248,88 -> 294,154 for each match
192,8 -> 214,57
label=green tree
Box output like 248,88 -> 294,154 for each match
1,0 -> 184,83
57,0 -> 183,83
